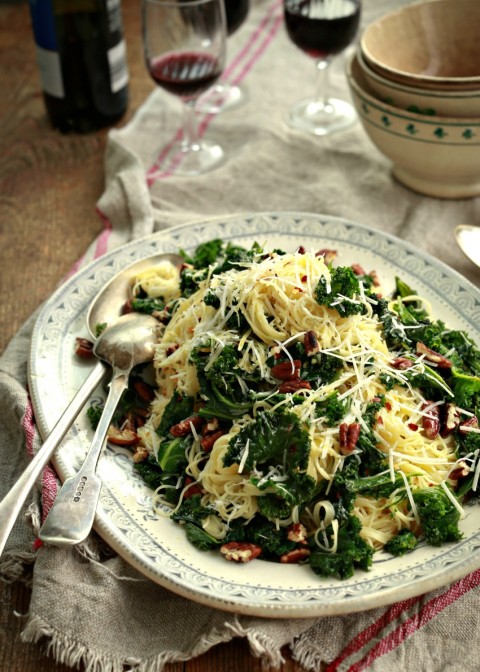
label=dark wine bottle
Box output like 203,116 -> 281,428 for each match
28,0 -> 129,133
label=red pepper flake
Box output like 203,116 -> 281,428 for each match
33,538 -> 44,550
385,402 -> 392,411
301,275 -> 308,282
408,423 -> 419,431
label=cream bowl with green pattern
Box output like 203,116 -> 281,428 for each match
356,50 -> 480,119
346,53 -> 480,199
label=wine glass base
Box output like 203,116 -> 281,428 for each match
286,97 -> 357,136
166,140 -> 225,176
197,84 -> 246,114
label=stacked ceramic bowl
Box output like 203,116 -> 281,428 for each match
345,0 -> 480,198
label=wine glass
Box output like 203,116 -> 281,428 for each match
142,0 -> 228,176
197,0 -> 250,113
284,0 -> 361,136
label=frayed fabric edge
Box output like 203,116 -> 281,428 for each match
21,613 -> 245,672
0,550 -> 36,585
225,617 -> 287,670
291,632 -> 328,672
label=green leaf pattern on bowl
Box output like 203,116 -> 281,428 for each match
357,100 -> 480,144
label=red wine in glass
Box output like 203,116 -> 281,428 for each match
142,0 -> 227,176
149,52 -> 223,99
283,0 -> 361,135
284,0 -> 360,59
224,0 -> 250,36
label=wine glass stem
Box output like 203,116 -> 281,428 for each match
314,58 -> 332,106
182,100 -> 200,151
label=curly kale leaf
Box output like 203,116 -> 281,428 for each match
181,240 -> 264,275
184,524 -> 219,551
413,486 -> 463,546
315,393 -> 349,427
355,397 -> 388,475
157,393 -> 195,438
451,369 -> 480,410
190,344 -> 253,420
180,266 -> 209,298
315,266 -> 366,318
170,496 -> 221,551
309,515 -> 373,580
245,518 -> 297,557
86,405 -> 103,430
203,290 -> 249,331
223,409 -> 310,472
157,436 -> 191,474
213,241 -> 264,275
180,239 -> 224,268
171,494 -> 213,526
131,296 -> 166,314
255,471 -> 317,521
384,529 -> 418,556
134,457 -> 181,504
331,461 -> 407,512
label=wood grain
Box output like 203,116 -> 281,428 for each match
0,2 -> 304,670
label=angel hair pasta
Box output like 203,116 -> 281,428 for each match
126,240 -> 480,580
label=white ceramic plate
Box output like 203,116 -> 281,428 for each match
29,212 -> 480,618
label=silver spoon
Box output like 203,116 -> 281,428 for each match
455,224 -> 480,269
38,312 -> 161,546
0,251 -> 182,557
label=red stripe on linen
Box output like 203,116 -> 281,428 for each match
221,0 -> 282,81
349,570 -> 480,672
94,206 -> 113,258
147,0 -> 283,181
229,8 -> 283,87
22,398 -> 59,521
325,595 -> 422,672
23,398 -> 37,458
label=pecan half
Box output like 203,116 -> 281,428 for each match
200,430 -> 224,452
369,270 -> 381,287
316,249 -> 337,265
416,342 -> 452,368
270,360 -> 301,381
278,380 -> 312,394
421,402 -> 441,439
170,415 -> 204,437
391,357 -> 414,370
459,416 -> 479,435
441,403 -> 460,437
280,548 -> 311,564
220,542 -> 262,563
132,448 -> 149,463
74,337 -> 94,359
183,477 -> 204,499
132,378 -> 155,402
339,422 -> 361,454
287,523 -> 308,545
449,461 -> 471,481
203,418 -> 220,434
107,425 -> 140,446
351,263 -> 366,276
304,330 -> 320,356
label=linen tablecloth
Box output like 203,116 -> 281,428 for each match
2,0 -> 480,670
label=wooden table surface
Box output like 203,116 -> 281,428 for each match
0,2 -> 304,670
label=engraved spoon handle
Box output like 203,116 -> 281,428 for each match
38,371 -> 129,547
0,361 -> 107,558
